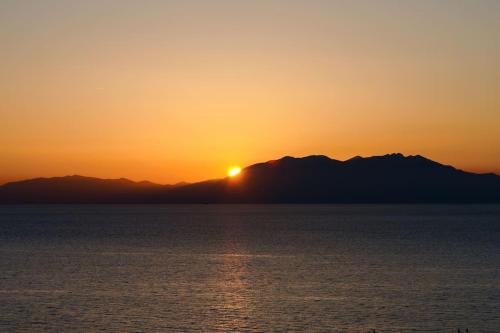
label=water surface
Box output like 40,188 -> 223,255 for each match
1,205 -> 499,332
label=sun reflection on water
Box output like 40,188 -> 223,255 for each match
211,222 -> 254,331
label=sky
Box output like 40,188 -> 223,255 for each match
1,0 -> 500,184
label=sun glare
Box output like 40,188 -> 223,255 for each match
228,167 -> 241,177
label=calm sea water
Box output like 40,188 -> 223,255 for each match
0,205 -> 499,332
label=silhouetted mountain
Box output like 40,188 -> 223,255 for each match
0,175 -> 165,203
1,154 -> 500,203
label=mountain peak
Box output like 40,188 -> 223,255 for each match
276,155 -> 332,161
385,152 -> 405,158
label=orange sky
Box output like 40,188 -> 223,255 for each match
1,1 -> 500,184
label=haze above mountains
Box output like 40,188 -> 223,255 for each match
1,154 -> 499,204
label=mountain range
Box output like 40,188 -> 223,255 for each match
1,153 -> 499,203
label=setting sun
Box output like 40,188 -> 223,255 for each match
228,167 -> 241,177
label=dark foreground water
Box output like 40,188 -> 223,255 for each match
0,205 -> 499,332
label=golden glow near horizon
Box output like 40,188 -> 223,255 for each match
1,1 -> 500,184
228,167 -> 242,178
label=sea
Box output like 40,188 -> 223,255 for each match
0,205 -> 499,332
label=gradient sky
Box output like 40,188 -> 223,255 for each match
1,0 -> 500,184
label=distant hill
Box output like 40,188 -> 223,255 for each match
0,175 -> 165,203
1,154 -> 500,203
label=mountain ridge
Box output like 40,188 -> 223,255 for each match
1,153 -> 499,203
